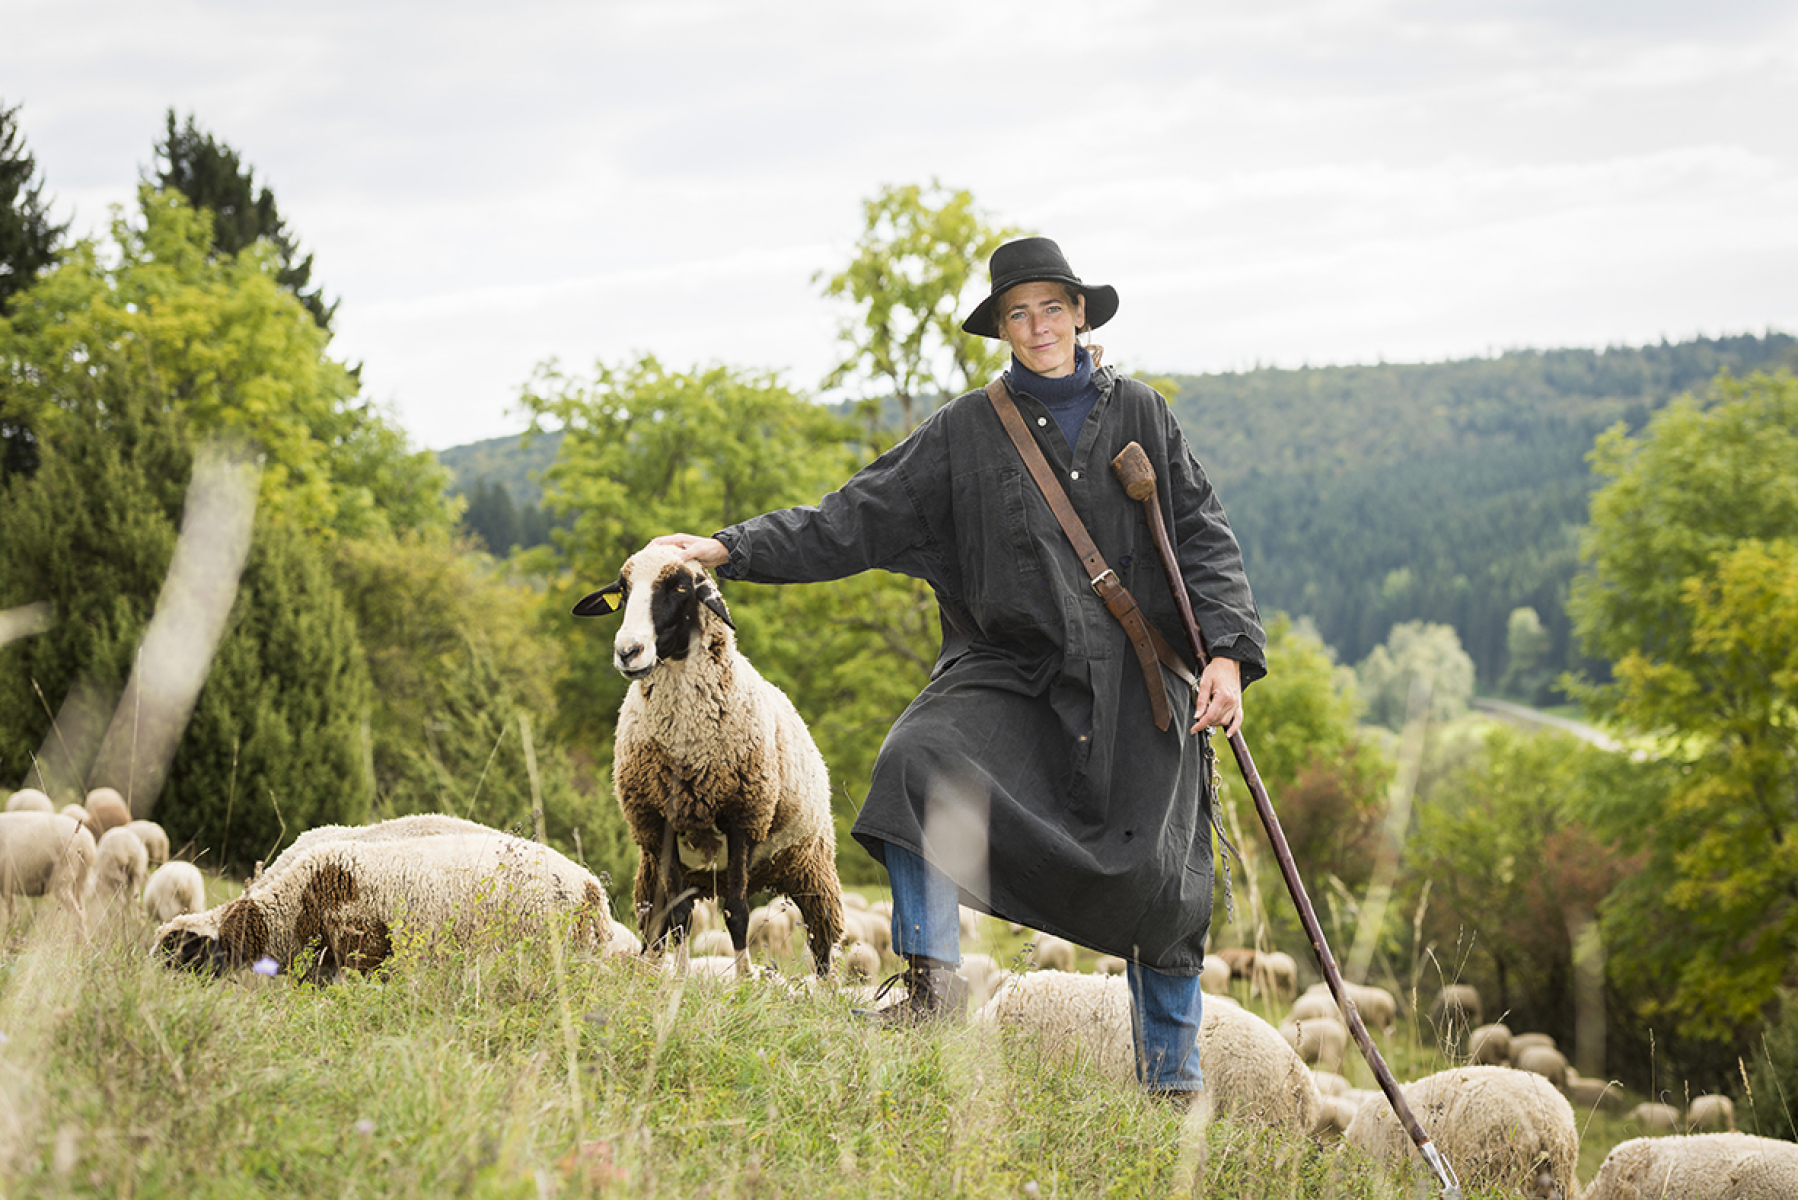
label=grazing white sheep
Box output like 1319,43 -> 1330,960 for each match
747,902 -> 795,959
1311,1069 -> 1352,1098
143,861 -> 206,923
1215,946 -> 1257,979
1428,983 -> 1483,1032
5,788 -> 53,813
975,971 -> 1322,1132
0,811 -> 96,939
691,928 -> 736,958
839,940 -> 880,982
1515,1044 -> 1569,1090
1509,1031 -> 1557,1058
1279,1015 -> 1349,1073
59,804 -> 100,839
1199,954 -> 1231,995
1251,950 -> 1298,1003
1627,1101 -> 1681,1135
123,820 -> 170,868
155,817 -> 631,980
1289,991 -> 1340,1024
1468,1022 -> 1512,1065
578,545 -> 844,977
1583,1133 -> 1798,1200
842,891 -> 869,912
1686,1094 -> 1736,1132
1342,1065 -> 1578,1200
1562,1067 -> 1624,1113
84,787 -> 132,836
1028,932 -> 1076,972
1298,980 -> 1399,1034
842,907 -> 892,959
1093,954 -> 1128,977
91,826 -> 149,905
1198,994 -> 1324,1133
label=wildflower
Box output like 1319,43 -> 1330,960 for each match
354,1119 -> 375,1137
253,957 -> 279,977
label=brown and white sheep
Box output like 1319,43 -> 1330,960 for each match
576,545 -> 844,978
155,817 -> 632,980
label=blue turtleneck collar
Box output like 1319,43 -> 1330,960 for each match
1010,344 -> 1099,453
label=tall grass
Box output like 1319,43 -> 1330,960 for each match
0,886 -> 1694,1199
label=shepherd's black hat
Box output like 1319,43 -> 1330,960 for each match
960,236 -> 1120,339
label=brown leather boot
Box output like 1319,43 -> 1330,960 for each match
860,955 -> 969,1028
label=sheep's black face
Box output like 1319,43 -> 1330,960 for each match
608,548 -> 733,679
158,928 -> 227,976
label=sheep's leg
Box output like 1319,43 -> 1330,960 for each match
788,841 -> 846,978
641,819 -> 690,958
723,822 -> 753,979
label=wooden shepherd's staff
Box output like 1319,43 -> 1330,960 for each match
1111,440 -> 1464,1200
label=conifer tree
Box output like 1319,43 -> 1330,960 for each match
152,109 -> 336,330
157,515 -> 372,869
0,99 -> 66,310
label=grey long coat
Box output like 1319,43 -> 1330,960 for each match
716,366 -> 1265,973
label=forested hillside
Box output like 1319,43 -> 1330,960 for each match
445,333 -> 1797,685
1169,334 -> 1798,683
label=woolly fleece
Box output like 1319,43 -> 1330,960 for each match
1342,1064 -> 1577,1200
1583,1133 -> 1798,1200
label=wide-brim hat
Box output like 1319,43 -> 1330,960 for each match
960,236 -> 1120,339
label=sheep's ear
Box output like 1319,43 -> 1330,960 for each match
697,578 -> 735,629
572,579 -> 625,617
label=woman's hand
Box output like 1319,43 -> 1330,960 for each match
649,533 -> 728,569
1191,656 -> 1244,738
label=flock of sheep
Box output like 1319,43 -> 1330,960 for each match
7,783 -> 1794,1199
2,785 -> 203,937
6,545 -> 1789,1197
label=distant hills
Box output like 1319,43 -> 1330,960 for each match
436,332 -> 1797,687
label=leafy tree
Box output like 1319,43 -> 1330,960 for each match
0,186 -> 451,539
1499,606 -> 1555,704
0,99 -> 66,311
1356,620 -> 1476,731
1568,370 -> 1798,1041
1213,616 -> 1393,952
1402,726 -> 1633,1055
817,181 -> 1020,432
152,110 -> 335,329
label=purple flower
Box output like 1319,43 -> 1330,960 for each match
252,957 -> 279,977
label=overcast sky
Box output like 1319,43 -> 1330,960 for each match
7,0 -> 1796,451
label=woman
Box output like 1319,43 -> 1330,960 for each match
655,237 -> 1265,1098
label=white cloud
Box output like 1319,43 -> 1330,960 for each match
4,0 -> 1794,448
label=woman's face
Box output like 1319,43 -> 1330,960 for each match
999,282 -> 1087,379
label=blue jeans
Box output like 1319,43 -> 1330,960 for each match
883,842 -> 1204,1092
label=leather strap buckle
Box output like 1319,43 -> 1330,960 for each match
1089,568 -> 1117,597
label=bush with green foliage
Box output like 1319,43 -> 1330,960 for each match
1740,988 -> 1798,1142
156,515 -> 372,869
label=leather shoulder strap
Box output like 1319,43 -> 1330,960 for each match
984,378 -> 1179,731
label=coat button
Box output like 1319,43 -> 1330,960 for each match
1070,470 -> 1081,480
1037,417 -> 1047,426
